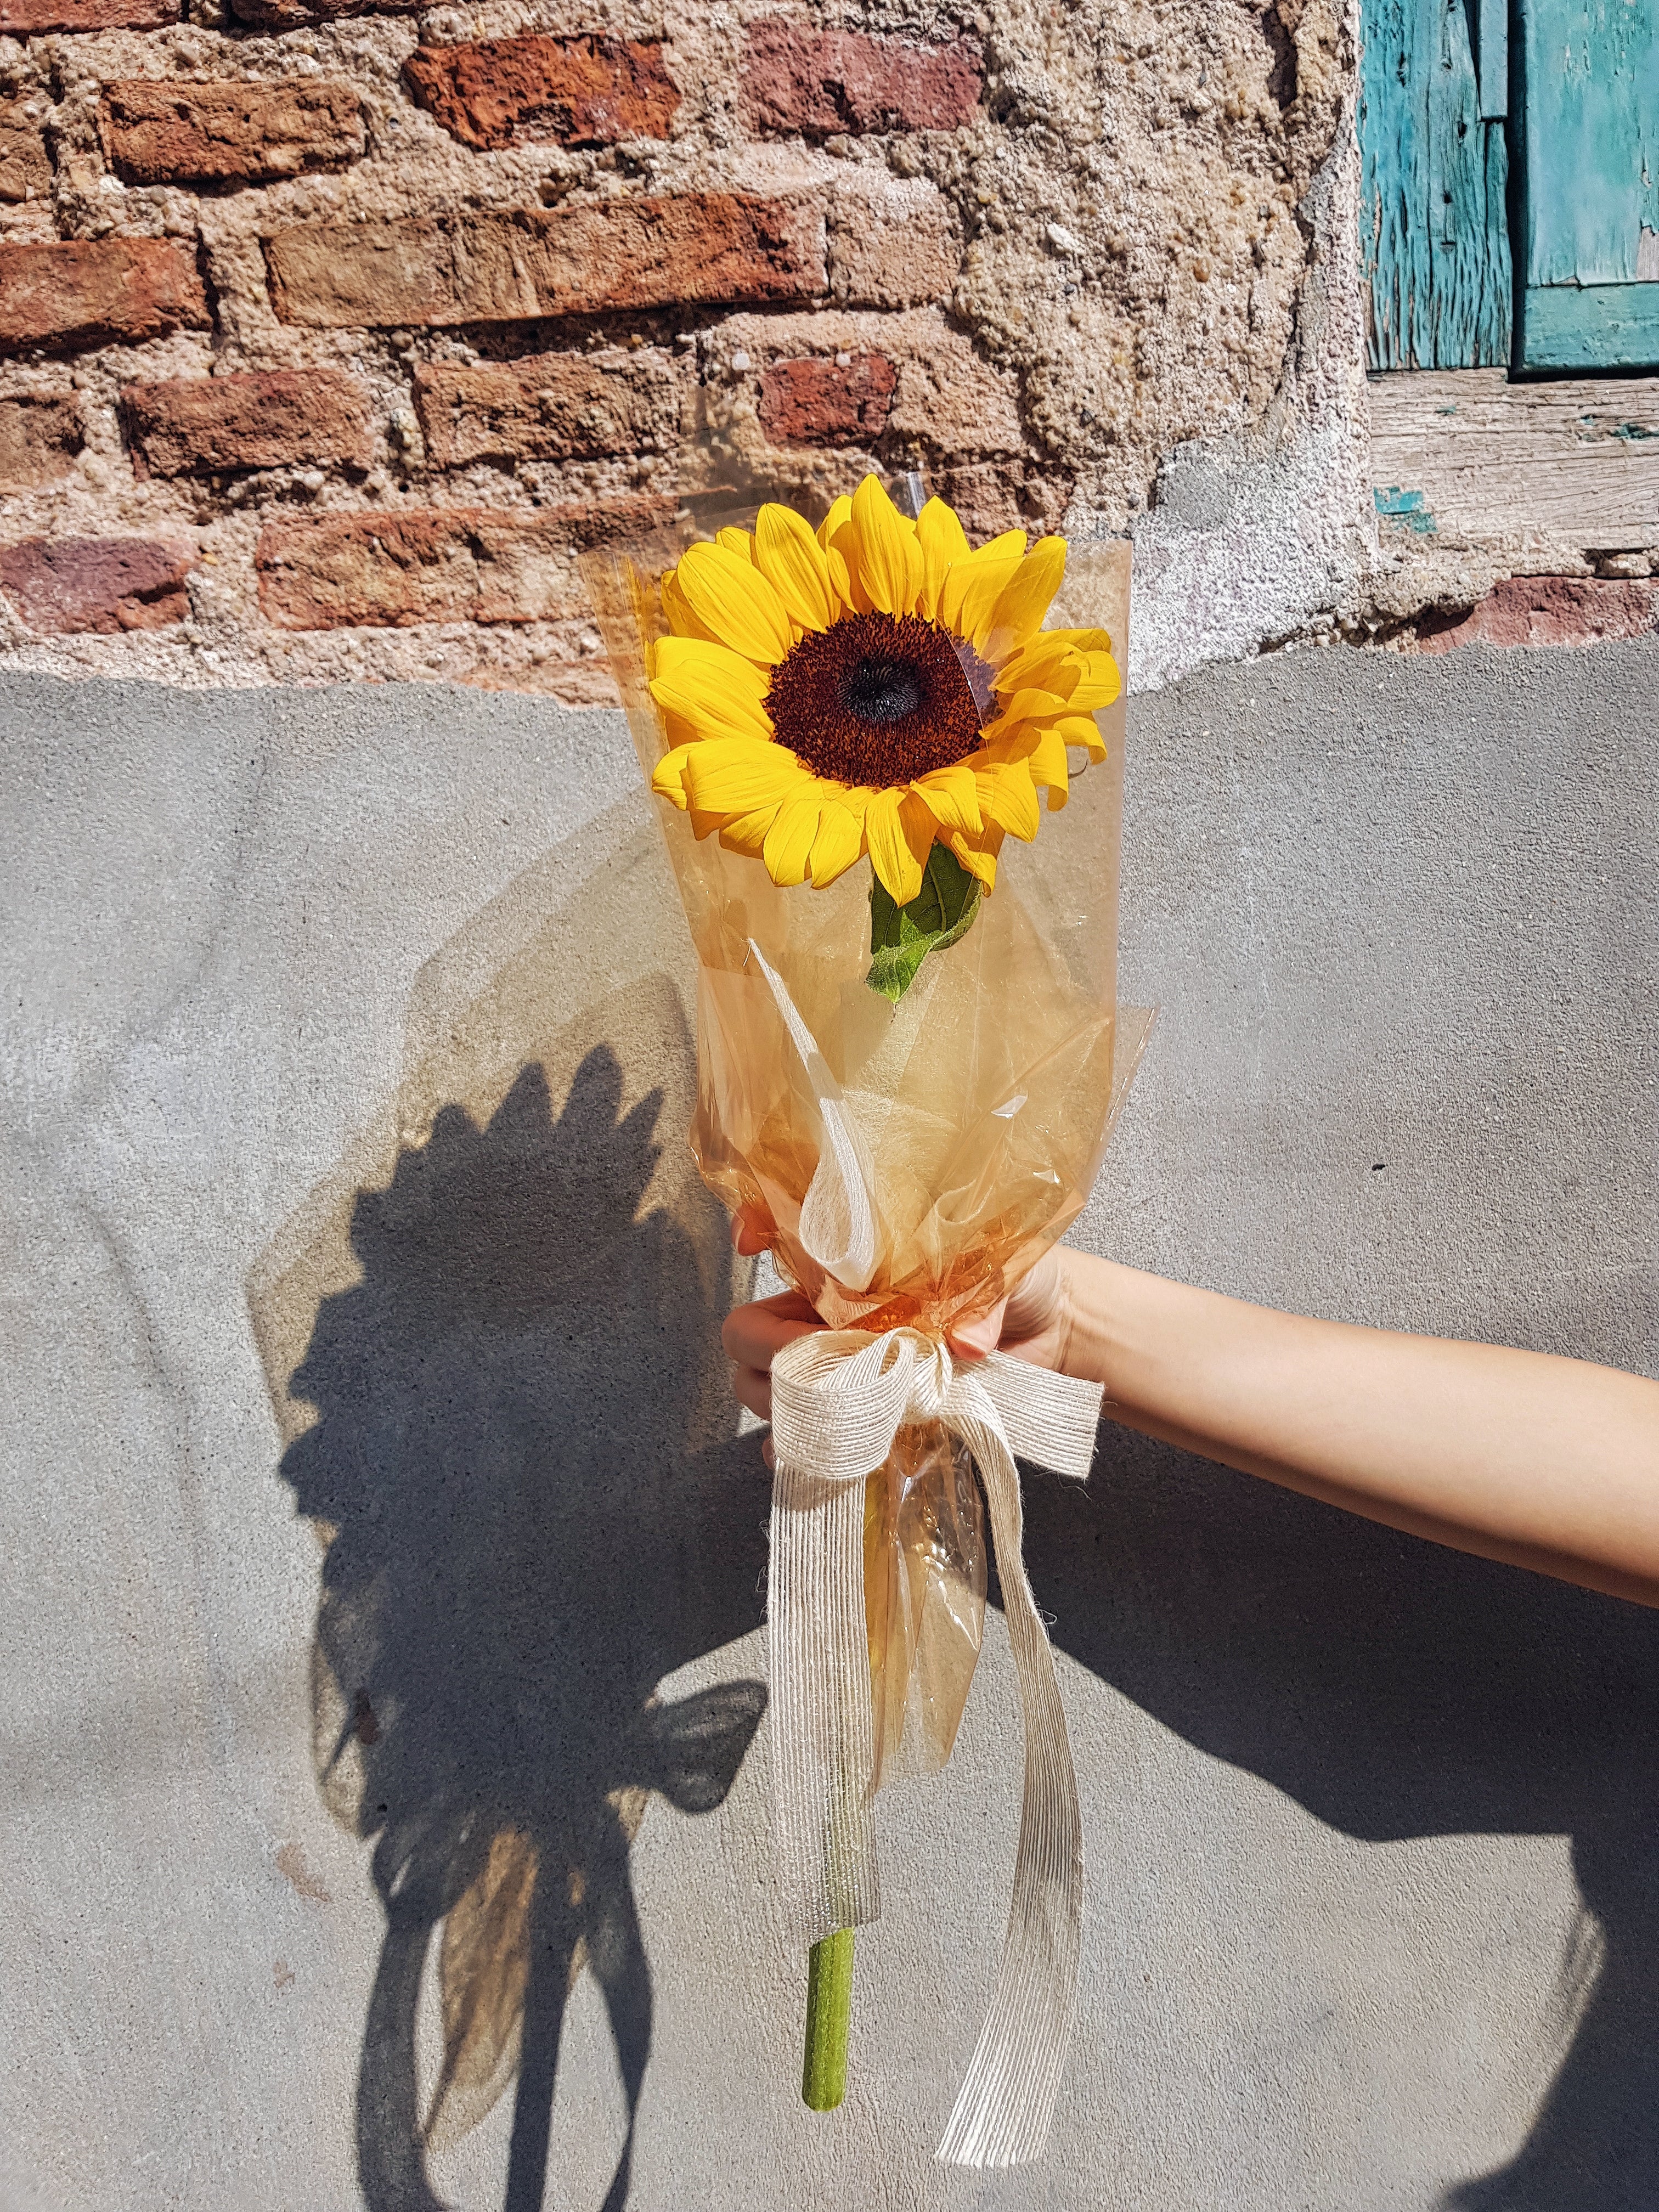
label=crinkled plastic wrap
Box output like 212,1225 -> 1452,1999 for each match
585,486 -> 1146,1786
864,1420 -> 983,1788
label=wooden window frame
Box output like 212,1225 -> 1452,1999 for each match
1362,0 -> 1658,555
1362,0 -> 1658,378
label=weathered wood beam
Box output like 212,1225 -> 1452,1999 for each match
1368,368 -> 1659,547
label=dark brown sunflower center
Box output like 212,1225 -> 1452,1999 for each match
765,611 -> 984,787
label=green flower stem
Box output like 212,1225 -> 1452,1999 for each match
802,1928 -> 855,2111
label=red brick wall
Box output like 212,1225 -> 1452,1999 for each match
0,3 -> 1342,693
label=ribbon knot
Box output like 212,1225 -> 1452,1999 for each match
766,1325 -> 1104,2168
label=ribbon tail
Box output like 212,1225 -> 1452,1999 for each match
767,1459 -> 882,1946
934,1408 -> 1083,2168
979,1350 -> 1105,1481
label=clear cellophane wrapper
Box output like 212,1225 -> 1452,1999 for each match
586,481 -> 1146,1792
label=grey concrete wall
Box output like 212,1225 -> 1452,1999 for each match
2,641 -> 1656,2212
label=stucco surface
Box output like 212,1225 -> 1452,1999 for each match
3,641 -> 1657,2211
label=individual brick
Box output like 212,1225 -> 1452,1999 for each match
744,21 -> 981,137
0,394 -> 83,488
715,306 -> 1023,460
413,349 -> 681,468
404,35 -> 679,153
0,534 -> 193,631
1415,577 -> 1659,652
265,196 -> 824,328
255,496 -> 673,628
0,105 -> 51,201
0,240 -> 209,356
100,80 -> 363,187
0,0 -> 174,30
123,370 -> 371,477
828,188 -> 960,307
757,352 -> 896,446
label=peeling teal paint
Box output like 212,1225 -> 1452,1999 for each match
1521,0 -> 1657,286
1359,0 -> 1512,370
1374,487 -> 1440,534
1521,279 -> 1659,372
1519,0 -> 1659,369
1364,0 -> 1659,376
1571,409 -> 1659,444
1475,0 -> 1509,119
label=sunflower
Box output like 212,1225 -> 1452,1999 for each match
646,475 -> 1119,919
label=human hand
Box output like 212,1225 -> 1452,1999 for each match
720,1208 -> 826,1464
946,1246 -> 1072,1374
721,1209 -> 1075,1465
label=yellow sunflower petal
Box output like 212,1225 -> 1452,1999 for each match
901,787 -> 943,881
1024,724 -> 1070,808
938,532 -> 1027,643
661,569 -> 718,644
651,742 -> 695,808
986,685 -> 1070,732
916,497 -> 970,621
971,528 -> 1030,561
866,786 -> 930,905
910,761 -> 982,836
850,475 -> 924,618
949,560 -> 1025,649
977,758 -> 1041,842
982,536 -> 1067,657
761,793 -> 822,887
681,736 -> 801,815
1045,625 -> 1115,655
825,544 -> 856,607
817,495 -> 853,550
1052,712 -> 1108,764
653,634 -> 772,701
675,541 -> 793,665
1057,648 -> 1122,710
989,647 -> 1072,702
648,669 -> 774,744
716,526 -> 755,560
810,802 -> 867,887
981,715 -> 1064,764
947,825 -> 1003,890
755,503 -> 840,632
823,510 -> 872,614
994,628 -> 1109,693
715,803 -> 778,856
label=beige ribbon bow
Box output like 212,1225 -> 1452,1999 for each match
767,1325 -> 1104,2168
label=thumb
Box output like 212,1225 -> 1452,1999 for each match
947,1299 -> 1007,1362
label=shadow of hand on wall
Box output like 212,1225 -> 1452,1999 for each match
276,1049 -> 767,2212
1023,1425 -> 1659,2210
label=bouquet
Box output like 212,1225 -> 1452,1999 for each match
586,471 -> 1143,2167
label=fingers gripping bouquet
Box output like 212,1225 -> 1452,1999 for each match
588,473 -> 1139,2167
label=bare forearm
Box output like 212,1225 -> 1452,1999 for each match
1054,1251 -> 1659,1607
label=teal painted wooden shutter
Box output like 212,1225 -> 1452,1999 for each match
1360,0 -> 1513,368
1517,0 -> 1659,370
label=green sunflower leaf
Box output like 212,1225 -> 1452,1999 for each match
866,841 -> 983,1003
